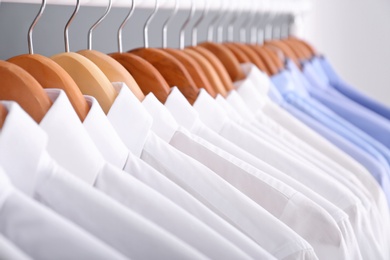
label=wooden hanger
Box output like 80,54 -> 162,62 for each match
163,49 -> 216,97
184,49 -> 228,97
0,103 -> 7,129
287,37 -> 317,58
265,40 -> 301,68
128,0 -> 199,105
199,42 -> 245,82
158,0 -> 215,97
223,43 -> 252,63
51,0 -> 117,114
189,46 -> 235,92
77,0 -> 145,101
110,52 -> 171,103
261,46 -> 285,71
9,55 -> 89,121
7,0 -> 89,121
0,61 -> 52,123
130,48 -> 199,104
282,39 -> 310,60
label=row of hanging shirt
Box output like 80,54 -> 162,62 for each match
0,0 -> 389,259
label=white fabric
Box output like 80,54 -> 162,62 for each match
0,99 -> 207,260
193,88 -> 385,259
0,233 -> 32,260
0,104 -> 129,260
82,93 -> 251,260
142,93 -> 318,258
165,87 -> 362,260
107,84 -> 312,260
241,64 -> 390,248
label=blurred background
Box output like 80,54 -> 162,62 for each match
302,0 -> 390,106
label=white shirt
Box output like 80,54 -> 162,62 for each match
229,78 -> 386,247
0,104 -> 130,260
81,93 -> 251,259
243,64 -> 388,217
0,233 -> 32,260
193,88 -> 386,259
233,71 -> 379,209
0,100 -> 207,260
240,64 -> 390,253
107,84 -> 313,260
107,83 -> 275,259
165,87 -> 361,260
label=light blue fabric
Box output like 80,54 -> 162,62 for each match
300,59 -> 390,148
270,70 -> 390,205
319,57 -> 390,121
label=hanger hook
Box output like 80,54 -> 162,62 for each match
227,0 -> 241,42
88,0 -> 112,50
207,1 -> 223,42
118,0 -> 135,53
28,0 -> 46,54
240,0 -> 257,43
64,0 -> 80,52
179,0 -> 195,50
191,0 -> 207,46
249,3 -> 261,44
216,1 -> 229,43
162,0 -> 179,48
144,0 -> 159,48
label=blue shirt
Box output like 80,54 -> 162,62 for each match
319,57 -> 390,121
301,58 -> 390,149
270,69 -> 390,204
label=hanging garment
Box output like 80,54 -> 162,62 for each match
143,91 -> 353,260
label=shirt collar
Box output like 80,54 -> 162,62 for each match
233,76 -> 266,111
0,101 -> 48,197
301,60 -> 328,90
0,166 -> 14,210
164,87 -> 200,131
239,63 -> 271,96
271,69 -> 309,98
142,92 -> 179,143
215,94 -> 243,123
107,82 -> 153,157
40,89 -> 104,185
225,90 -> 256,121
310,57 -> 329,84
83,94 -> 129,169
193,89 -> 230,133
239,63 -> 285,104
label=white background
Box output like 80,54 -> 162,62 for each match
301,0 -> 390,106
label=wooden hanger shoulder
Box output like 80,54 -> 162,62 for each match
248,45 -> 279,76
0,60 -> 52,123
188,46 -> 235,92
265,40 -> 301,69
261,46 -> 285,72
109,52 -> 170,103
78,49 -> 145,101
0,103 -> 7,129
183,48 -> 228,97
199,42 -> 245,82
130,48 -> 199,105
162,48 -> 216,97
229,43 -> 271,74
8,54 -> 89,121
51,52 -> 117,114
223,43 -> 251,63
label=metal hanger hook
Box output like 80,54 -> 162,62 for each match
64,0 -> 80,52
144,0 -> 159,48
28,0 -> 46,54
88,0 -> 112,50
117,0 -> 135,53
162,0 -> 179,48
179,0 -> 196,49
